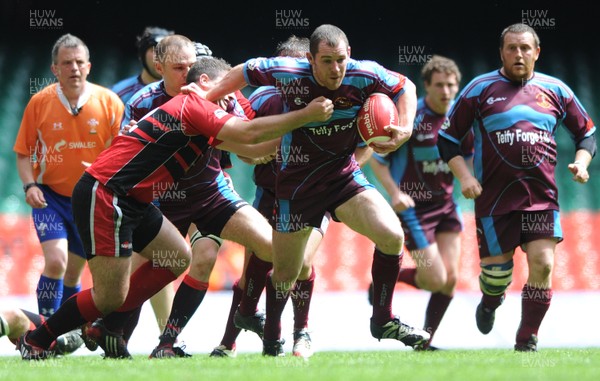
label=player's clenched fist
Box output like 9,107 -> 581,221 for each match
568,161 -> 590,183
459,174 -> 482,199
305,96 -> 334,122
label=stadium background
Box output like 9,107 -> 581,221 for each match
0,0 -> 598,352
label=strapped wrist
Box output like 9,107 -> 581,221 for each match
23,182 -> 38,193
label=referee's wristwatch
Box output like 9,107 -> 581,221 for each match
23,182 -> 38,193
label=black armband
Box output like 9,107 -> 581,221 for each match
437,135 -> 462,163
576,134 -> 597,158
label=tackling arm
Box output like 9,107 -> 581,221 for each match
205,64 -> 247,103
218,139 -> 279,160
215,96 -> 332,144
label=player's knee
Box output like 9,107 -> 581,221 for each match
374,228 -> 404,254
298,262 -> 313,280
445,270 -> 458,292
191,231 -> 223,250
170,247 -> 191,276
529,256 -> 553,280
244,231 -> 272,261
429,274 -> 448,293
95,287 -> 128,313
43,256 -> 67,278
271,267 -> 301,287
12,314 -> 29,338
418,269 -> 447,292
1,310 -> 28,339
189,247 -> 218,279
479,260 -> 514,296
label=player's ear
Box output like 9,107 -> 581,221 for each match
155,60 -> 164,76
50,64 -> 58,77
534,46 -> 540,62
198,73 -> 211,89
306,52 -> 314,65
347,45 -> 351,58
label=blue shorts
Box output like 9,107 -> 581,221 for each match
32,185 -> 85,258
399,200 -> 463,251
476,210 -> 563,258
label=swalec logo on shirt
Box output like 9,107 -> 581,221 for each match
214,109 -> 228,119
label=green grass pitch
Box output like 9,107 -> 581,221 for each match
2,349 -> 599,381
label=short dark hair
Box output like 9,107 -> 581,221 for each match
275,35 -> 309,58
51,34 -> 89,64
309,24 -> 349,56
186,56 -> 232,83
500,23 -> 540,48
421,55 -> 461,84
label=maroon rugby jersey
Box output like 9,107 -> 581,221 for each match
440,70 -> 596,216
375,98 -> 473,205
244,56 -> 406,200
249,86 -> 284,189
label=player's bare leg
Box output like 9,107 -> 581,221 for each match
0,308 -> 32,341
221,205 -> 272,259
63,252 -> 85,299
412,243 -> 447,292
335,189 -> 430,347
148,279 -> 174,333
85,216 -> 190,358
435,232 -> 461,296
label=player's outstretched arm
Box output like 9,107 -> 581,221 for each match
237,153 -> 276,165
216,96 -> 333,144
218,139 -> 280,160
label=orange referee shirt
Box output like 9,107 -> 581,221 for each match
13,82 -> 123,197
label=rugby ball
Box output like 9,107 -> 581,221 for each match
356,93 -> 397,145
